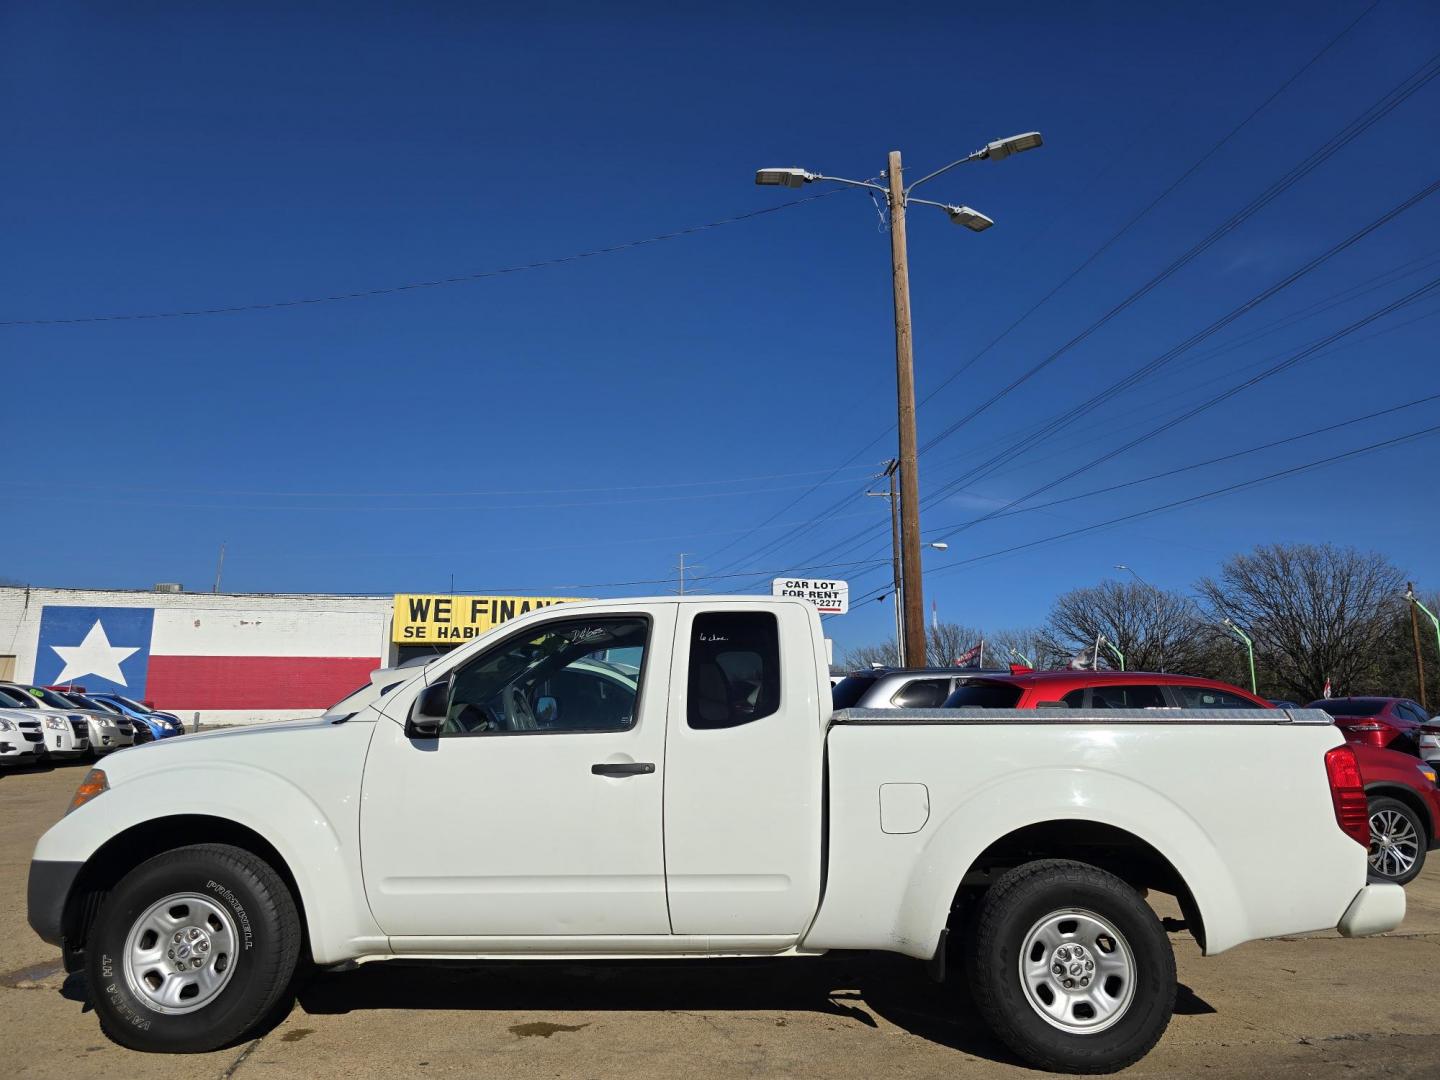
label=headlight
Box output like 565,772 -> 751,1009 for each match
45,717 -> 66,730
0,718 -> 14,732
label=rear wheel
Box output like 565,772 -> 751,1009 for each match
964,859 -> 1175,1074
86,843 -> 301,1052
1367,796 -> 1425,885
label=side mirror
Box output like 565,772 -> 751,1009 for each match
405,681 -> 450,739
535,695 -> 558,726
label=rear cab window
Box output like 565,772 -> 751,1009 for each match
688,611 -> 781,729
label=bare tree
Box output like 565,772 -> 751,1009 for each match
986,626 -> 1056,668
840,639 -> 900,671
925,620 -> 985,667
1196,543 -> 1404,702
1042,580 -> 1209,673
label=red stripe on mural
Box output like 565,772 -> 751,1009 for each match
145,655 -> 380,710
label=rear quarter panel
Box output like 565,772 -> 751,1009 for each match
804,719 -> 1365,957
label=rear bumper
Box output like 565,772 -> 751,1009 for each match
1337,883 -> 1406,938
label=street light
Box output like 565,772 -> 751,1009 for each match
1223,617 -> 1258,695
755,130 -> 1043,667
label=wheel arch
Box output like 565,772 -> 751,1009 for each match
950,820 -> 1207,952
60,816 -> 310,972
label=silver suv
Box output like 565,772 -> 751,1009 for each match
831,667 -> 1010,710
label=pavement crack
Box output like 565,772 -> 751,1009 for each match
220,1036 -> 265,1079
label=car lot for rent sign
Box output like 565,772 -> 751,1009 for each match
772,578 -> 849,615
392,595 -> 584,644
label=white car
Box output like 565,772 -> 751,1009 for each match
0,711 -> 44,767
0,685 -> 123,758
28,596 -> 1401,1072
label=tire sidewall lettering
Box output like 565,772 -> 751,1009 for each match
205,878 -> 255,950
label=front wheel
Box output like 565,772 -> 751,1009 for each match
963,859 -> 1176,1074
86,843 -> 301,1052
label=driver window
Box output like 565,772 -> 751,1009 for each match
443,617 -> 648,735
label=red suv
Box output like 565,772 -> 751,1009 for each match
941,669 -> 1271,710
1350,741 -> 1440,885
1307,697 -> 1434,754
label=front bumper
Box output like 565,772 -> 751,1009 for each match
27,859 -> 83,946
1337,883 -> 1406,938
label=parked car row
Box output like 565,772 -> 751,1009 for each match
0,682 -> 183,769
832,667 -> 1440,887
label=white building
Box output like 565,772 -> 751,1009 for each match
0,585 -> 575,727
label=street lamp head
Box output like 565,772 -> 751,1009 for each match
929,542 -> 949,551
755,167 -> 812,188
982,131 -> 1044,161
946,205 -> 995,232
1114,564 -> 1129,571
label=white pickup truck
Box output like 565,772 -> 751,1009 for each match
28,596 -> 1403,1073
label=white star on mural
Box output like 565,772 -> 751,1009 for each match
50,620 -> 139,686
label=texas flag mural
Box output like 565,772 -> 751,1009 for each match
34,605 -> 382,712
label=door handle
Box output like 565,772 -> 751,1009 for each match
591,762 -> 655,776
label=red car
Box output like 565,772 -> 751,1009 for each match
941,668 -> 1272,710
1350,741 -> 1440,885
1307,696 -> 1433,754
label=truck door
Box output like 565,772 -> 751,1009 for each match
662,600 -> 826,939
360,605 -> 675,939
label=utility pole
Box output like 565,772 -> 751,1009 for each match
676,553 -> 689,595
887,150 -> 928,671
866,460 -> 904,663
212,542 -> 226,594
754,131 -> 1042,667
1409,583 -> 1429,710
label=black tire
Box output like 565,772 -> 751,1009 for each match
963,859 -> 1176,1074
86,843 -> 301,1052
1367,796 -> 1426,886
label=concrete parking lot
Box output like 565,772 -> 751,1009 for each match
3,761 -> 1438,1080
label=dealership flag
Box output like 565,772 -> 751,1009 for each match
1323,677 -> 1332,699
33,605 -> 379,711
954,643 -> 982,668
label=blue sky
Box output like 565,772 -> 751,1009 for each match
3,0 -> 1438,655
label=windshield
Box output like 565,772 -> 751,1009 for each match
0,687 -> 38,708
831,674 -> 879,709
942,680 -> 1024,708
1308,698 -> 1387,717
27,687 -> 79,710
73,694 -> 120,713
105,693 -> 150,713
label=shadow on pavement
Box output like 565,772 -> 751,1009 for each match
294,952 -> 1028,1064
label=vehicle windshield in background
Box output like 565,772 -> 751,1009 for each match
71,695 -> 119,713
105,693 -> 152,713
1310,698 -> 1386,717
831,674 -> 879,709
27,687 -> 78,710
942,681 -> 1024,708
0,687 -> 39,708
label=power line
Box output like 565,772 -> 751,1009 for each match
918,46 -> 1440,458
931,270 -> 1440,544
0,190 -> 845,327
704,22 -> 1418,578
840,422 -> 1440,610
923,175 -> 1440,513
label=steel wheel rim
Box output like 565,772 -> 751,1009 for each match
121,892 -> 239,1014
1018,907 -> 1137,1034
1369,808 -> 1420,879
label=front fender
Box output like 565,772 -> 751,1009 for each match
33,755 -> 385,965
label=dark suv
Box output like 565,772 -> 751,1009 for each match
831,667 -> 1011,710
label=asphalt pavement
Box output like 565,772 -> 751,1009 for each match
3,760 -> 1438,1079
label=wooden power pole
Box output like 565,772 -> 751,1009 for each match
887,150 -> 926,669
1410,582 -> 1428,711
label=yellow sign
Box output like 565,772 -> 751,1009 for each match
392,594 -> 584,644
